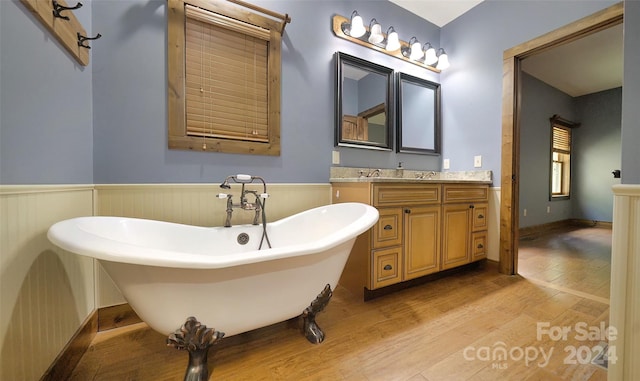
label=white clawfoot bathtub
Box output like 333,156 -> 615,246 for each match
47,202 -> 378,340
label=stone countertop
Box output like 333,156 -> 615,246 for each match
330,177 -> 492,184
330,167 -> 493,184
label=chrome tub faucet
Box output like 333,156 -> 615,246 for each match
217,174 -> 269,228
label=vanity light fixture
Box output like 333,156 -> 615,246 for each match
385,26 -> 401,51
332,12 -> 449,73
436,48 -> 450,70
343,10 -> 366,38
368,19 -> 384,43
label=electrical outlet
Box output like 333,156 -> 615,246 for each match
547,206 -> 551,213
443,159 -> 450,169
332,150 -> 340,165
523,209 -> 527,217
474,155 -> 482,168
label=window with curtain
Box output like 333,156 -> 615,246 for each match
167,0 -> 285,156
549,115 -> 579,200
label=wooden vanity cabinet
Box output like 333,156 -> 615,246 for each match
332,181 -> 488,299
441,184 -> 489,269
372,184 -> 441,288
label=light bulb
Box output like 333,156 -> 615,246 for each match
368,19 -> 383,44
436,49 -> 450,70
423,44 -> 438,65
385,27 -> 400,51
409,38 -> 423,60
349,11 -> 366,38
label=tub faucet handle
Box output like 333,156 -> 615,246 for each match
217,193 -> 229,199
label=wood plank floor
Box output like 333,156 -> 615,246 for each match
70,226 -> 611,380
518,225 -> 611,302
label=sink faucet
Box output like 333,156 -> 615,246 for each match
218,174 -> 268,227
367,168 -> 381,177
415,171 -> 437,179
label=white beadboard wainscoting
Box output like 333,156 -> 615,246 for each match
609,184 -> 640,381
0,185 -> 95,381
94,183 -> 332,307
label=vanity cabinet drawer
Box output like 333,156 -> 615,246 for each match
373,184 -> 440,207
372,208 -> 403,249
472,231 -> 487,261
443,185 -> 489,204
372,247 -> 402,289
472,203 -> 488,231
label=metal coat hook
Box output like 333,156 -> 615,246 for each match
52,0 -> 83,20
77,32 -> 101,49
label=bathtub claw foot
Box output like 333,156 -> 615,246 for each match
167,316 -> 225,381
302,284 -> 333,344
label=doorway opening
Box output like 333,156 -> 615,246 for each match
498,2 -> 623,275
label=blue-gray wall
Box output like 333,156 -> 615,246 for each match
573,88 -> 622,222
0,1 -> 93,184
519,72 -> 622,227
358,73 -> 386,113
621,0 -> 640,184
519,73 -> 575,227
90,0 -> 441,184
2,0 -> 639,186
439,0 -> 621,186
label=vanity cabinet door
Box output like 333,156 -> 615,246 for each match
441,204 -> 472,270
403,205 -> 441,280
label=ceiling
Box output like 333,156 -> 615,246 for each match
388,0 -> 484,28
389,0 -> 623,97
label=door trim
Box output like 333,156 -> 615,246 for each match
499,2 -> 624,274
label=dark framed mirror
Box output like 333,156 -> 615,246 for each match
335,52 -> 393,150
396,72 -> 441,154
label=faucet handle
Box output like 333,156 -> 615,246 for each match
260,193 -> 269,199
216,193 -> 229,199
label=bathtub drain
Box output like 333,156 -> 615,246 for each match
237,233 -> 250,245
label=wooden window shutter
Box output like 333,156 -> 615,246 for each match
552,126 -> 571,154
185,5 -> 269,142
168,0 -> 286,155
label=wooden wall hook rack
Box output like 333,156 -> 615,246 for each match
20,0 -> 95,66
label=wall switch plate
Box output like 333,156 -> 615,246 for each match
443,159 -> 450,169
332,150 -> 340,165
474,155 -> 482,168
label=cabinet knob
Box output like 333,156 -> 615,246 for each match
384,264 -> 393,270
405,209 -> 411,214
469,204 -> 475,209
477,243 -> 484,249
383,224 -> 393,230
477,214 -> 484,219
